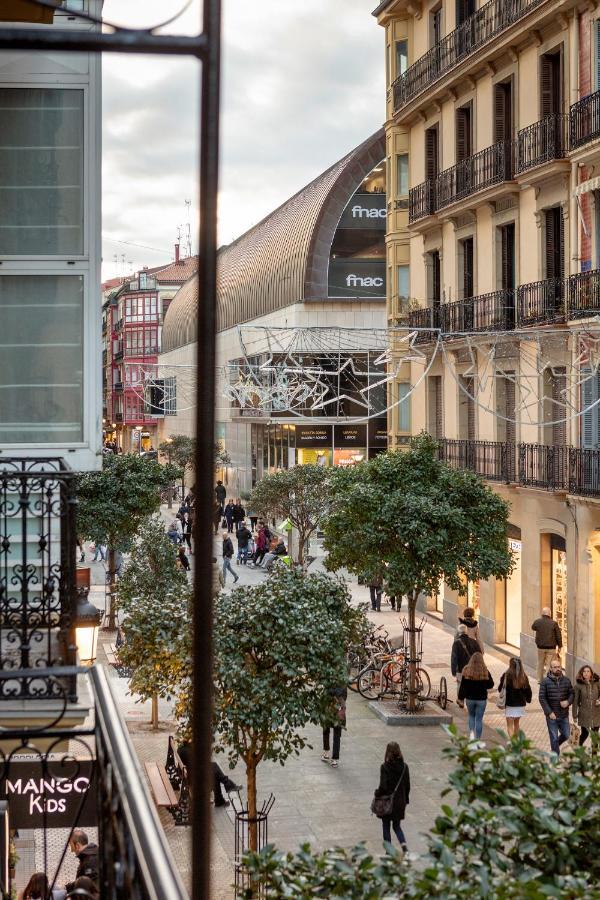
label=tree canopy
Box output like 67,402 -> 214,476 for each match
242,730 -> 600,898
117,516 -> 191,727
323,434 -> 513,601
214,567 -> 366,849
249,465 -> 331,564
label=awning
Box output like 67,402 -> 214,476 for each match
575,175 -> 600,196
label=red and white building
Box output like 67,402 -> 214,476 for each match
102,247 -> 198,451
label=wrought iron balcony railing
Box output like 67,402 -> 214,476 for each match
436,439 -> 600,497
515,114 -> 568,174
516,277 -> 565,326
436,140 -> 514,210
567,268 -> 600,319
392,0 -> 546,112
408,180 -> 436,222
569,88 -> 600,150
408,290 -> 515,339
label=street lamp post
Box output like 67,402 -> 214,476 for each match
166,437 -> 174,509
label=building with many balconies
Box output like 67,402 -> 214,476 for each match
375,0 -> 600,675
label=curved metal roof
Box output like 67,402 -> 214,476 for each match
161,128 -> 385,352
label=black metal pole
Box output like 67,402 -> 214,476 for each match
0,27 -> 208,57
193,1 -> 222,898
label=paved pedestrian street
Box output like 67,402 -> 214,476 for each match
91,526 -> 557,898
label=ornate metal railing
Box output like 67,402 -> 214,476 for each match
408,180 -> 436,222
408,290 -> 515,339
569,88 -> 600,150
408,304 -> 440,343
516,277 -> 566,326
519,442 -> 569,491
438,439 -> 515,482
436,141 -> 513,210
515,114 -> 568,174
567,268 -> 600,319
392,0 -> 547,111
0,459 -> 78,701
0,665 -> 187,900
569,447 -> 600,496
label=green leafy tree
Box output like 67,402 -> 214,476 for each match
242,731 -> 600,898
249,465 -> 330,565
214,567 -> 366,851
323,434 -> 513,709
159,434 -> 195,496
117,516 -> 191,728
76,454 -> 181,628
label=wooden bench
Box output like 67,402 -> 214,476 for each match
164,736 -> 191,826
144,761 -> 178,809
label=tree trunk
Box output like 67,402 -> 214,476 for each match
246,759 -> 258,853
167,484 -> 173,510
407,589 -> 419,712
296,529 -> 304,567
106,545 -> 117,630
151,694 -> 159,729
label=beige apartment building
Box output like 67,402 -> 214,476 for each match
375,0 -> 600,674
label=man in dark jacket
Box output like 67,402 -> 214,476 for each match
532,607 -> 562,682
222,532 -> 239,584
215,480 -> 226,510
236,522 -> 252,564
451,624 -> 480,707
539,658 -> 574,754
66,830 -> 98,890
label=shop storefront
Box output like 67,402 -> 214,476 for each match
551,534 -> 568,651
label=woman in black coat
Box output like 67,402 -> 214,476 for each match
373,741 -> 410,849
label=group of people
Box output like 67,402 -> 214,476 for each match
450,605 -> 600,751
166,495 -> 195,572
20,831 -> 98,899
221,521 -> 288,583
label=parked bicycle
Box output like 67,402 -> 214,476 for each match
357,650 -> 431,703
347,624 -> 392,693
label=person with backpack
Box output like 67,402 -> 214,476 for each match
450,624 -> 480,709
458,607 -> 483,650
498,657 -> 532,737
457,651 -> 495,741
321,685 -> 347,769
372,741 -> 410,851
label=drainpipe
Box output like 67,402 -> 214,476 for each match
569,9 -> 580,276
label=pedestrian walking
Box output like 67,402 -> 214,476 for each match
232,498 -> 245,534
458,607 -> 483,650
321,686 -> 347,768
369,575 -> 383,612
457,651 -> 494,741
450,624 -> 480,709
177,546 -> 190,571
532,607 -> 562,682
498,657 -> 532,737
92,542 -> 106,562
539,657 -> 574,754
222,531 -> 239,584
371,741 -> 410,851
252,524 -> 269,566
212,761 -> 242,807
76,537 -> 85,563
215,480 -> 226,511
184,513 -> 193,552
236,521 -> 252,564
572,664 -> 600,748
167,520 -> 181,545
213,502 -> 222,536
224,500 -> 235,533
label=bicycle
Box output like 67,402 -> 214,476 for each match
357,651 -> 431,702
347,625 -> 392,693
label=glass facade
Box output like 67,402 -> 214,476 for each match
0,275 -> 84,442
0,89 -> 84,255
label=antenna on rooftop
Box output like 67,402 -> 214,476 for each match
184,199 -> 192,257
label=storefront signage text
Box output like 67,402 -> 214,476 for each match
1,760 -> 96,829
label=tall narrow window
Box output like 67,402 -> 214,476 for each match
0,89 -> 84,255
427,375 -> 443,437
397,265 -> 410,312
458,375 -> 476,440
544,207 -> 564,280
396,154 -> 409,196
456,103 -> 473,162
395,40 -> 408,77
459,237 -> 474,300
581,369 -> 600,448
493,80 -> 513,144
595,21 -> 600,91
431,7 -> 442,47
540,51 -> 562,117
425,126 -> 439,181
456,0 -> 475,26
496,373 -> 516,443
398,382 -> 411,432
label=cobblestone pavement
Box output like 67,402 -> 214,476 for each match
83,520 -> 557,899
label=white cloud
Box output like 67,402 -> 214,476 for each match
101,0 -> 383,278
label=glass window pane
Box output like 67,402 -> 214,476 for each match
398,382 -> 411,432
0,275 -> 83,442
0,89 -> 84,255
397,265 -> 410,311
395,40 -> 408,76
396,154 -> 409,196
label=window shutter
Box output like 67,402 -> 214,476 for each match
558,209 -> 565,279
596,22 -> 600,91
581,368 -> 600,449
432,250 -> 441,306
425,128 -> 438,180
463,237 -> 474,299
501,223 -> 515,291
505,375 -> 516,444
545,208 -> 557,279
551,368 -> 567,447
540,54 -> 553,118
494,83 -> 507,143
456,107 -> 467,162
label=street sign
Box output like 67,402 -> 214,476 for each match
0,759 -> 96,829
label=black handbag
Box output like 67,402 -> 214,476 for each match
370,765 -> 406,818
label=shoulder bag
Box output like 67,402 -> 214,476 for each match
370,765 -> 406,818
496,676 -> 506,709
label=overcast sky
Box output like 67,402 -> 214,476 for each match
101,1 -> 384,279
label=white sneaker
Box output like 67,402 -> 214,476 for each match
321,752 -> 330,762
469,731 -> 475,740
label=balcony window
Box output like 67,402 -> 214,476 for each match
0,89 -> 84,255
397,265 -> 409,312
396,154 -> 409,197
398,382 -> 411,432
0,275 -> 83,443
395,40 -> 408,78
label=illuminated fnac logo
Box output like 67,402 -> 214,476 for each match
345,274 -> 384,288
351,205 -> 387,219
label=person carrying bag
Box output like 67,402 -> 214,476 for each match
371,741 -> 410,850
